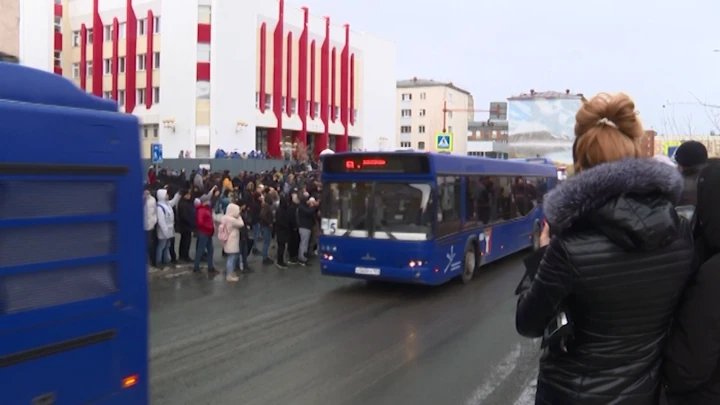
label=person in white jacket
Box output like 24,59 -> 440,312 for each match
155,188 -> 181,269
144,188 -> 158,265
220,203 -> 245,282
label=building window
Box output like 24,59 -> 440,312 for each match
401,93 -> 412,101
419,109 -> 426,117
400,126 -> 411,134
103,58 -> 112,75
448,125 -> 453,133
281,96 -> 286,113
197,43 -> 210,62
400,109 -> 411,117
138,19 -> 146,36
118,90 -> 125,106
153,16 -> 161,33
103,91 -> 112,99
334,106 -> 339,120
72,30 -> 80,47
137,88 -> 146,105
87,28 -> 93,44
419,125 -> 426,133
118,56 -> 126,73
137,54 -> 146,71
264,94 -> 272,110
447,93 -> 453,102
255,92 -> 260,109
54,17 -> 61,33
315,102 -> 320,116
198,6 -> 211,23
72,63 -> 79,79
306,101 -> 310,116
104,25 -> 112,40
196,81 -> 210,99
353,109 -> 358,121
447,111 -> 453,119
153,87 -> 160,104
400,142 -> 411,148
290,98 -> 297,114
86,60 -> 93,76
153,51 -> 160,69
53,51 -> 61,67
118,22 -> 126,39
418,141 -> 425,150
420,92 -> 426,100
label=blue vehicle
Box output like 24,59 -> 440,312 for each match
0,63 -> 147,404
318,152 -> 558,285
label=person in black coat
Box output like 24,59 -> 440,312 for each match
663,162 -> 720,405
515,92 -> 694,405
176,189 -> 196,262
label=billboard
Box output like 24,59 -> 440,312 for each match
508,96 -> 583,164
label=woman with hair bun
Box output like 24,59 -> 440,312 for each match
515,92 -> 694,405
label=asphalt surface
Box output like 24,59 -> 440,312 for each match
149,249 -> 541,405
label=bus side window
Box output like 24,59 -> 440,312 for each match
437,176 -> 462,238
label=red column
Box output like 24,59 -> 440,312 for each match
297,8 -> 309,145
316,17 -> 330,157
125,0 -> 137,112
268,0 -> 285,158
337,24 -> 350,152
350,53 -> 355,125
91,0 -> 104,96
111,18 -> 119,101
259,23 -> 267,113
331,47 -> 336,123
310,40 -> 316,119
53,3 -> 62,75
79,24 -> 87,91
285,32 -> 292,116
145,10 -> 154,109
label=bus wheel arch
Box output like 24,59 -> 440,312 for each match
460,239 -> 480,284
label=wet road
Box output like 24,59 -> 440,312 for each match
149,253 -> 540,405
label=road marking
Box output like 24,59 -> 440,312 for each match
464,343 -> 521,405
514,372 -> 538,405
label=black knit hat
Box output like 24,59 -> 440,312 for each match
675,141 -> 708,167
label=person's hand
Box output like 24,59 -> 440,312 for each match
540,222 -> 551,248
163,185 -> 169,189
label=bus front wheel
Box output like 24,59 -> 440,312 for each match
460,245 -> 477,284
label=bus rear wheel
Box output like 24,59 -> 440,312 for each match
460,245 -> 477,284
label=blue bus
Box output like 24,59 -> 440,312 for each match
0,63 -> 147,404
318,152 -> 558,285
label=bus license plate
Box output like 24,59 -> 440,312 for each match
355,267 -> 381,276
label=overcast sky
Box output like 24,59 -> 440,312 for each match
299,0 -> 720,134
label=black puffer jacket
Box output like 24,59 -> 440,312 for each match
516,158 -> 694,405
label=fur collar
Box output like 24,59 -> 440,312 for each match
544,158 -> 684,231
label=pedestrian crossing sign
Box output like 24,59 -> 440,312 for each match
436,132 -> 453,151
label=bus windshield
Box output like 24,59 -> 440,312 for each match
321,181 -> 434,240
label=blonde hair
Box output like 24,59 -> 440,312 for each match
573,92 -> 643,172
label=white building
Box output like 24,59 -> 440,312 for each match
21,0 -> 397,159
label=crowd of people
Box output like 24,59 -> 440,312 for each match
142,161 -> 322,282
515,91 -> 719,405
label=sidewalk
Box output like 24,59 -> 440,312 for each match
148,235 -> 277,280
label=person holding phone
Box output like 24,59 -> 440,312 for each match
515,92 -> 694,405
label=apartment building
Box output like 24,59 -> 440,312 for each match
396,78 -> 473,154
18,0 -> 397,158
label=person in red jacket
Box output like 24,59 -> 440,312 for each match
193,195 -> 217,273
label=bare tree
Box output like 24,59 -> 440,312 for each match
295,140 -> 309,162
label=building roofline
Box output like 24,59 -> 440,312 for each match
396,78 -> 472,96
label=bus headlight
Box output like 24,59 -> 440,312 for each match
322,253 -> 334,260
408,260 -> 424,268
